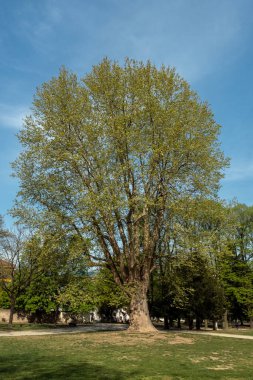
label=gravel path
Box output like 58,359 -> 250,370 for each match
178,330 -> 253,340
0,324 -> 253,340
0,323 -> 127,337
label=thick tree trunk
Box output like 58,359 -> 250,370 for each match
128,284 -> 157,333
250,317 -> 253,329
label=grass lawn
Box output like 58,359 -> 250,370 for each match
0,331 -> 253,379
0,323 -> 70,331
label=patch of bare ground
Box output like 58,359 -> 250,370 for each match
168,335 -> 194,345
162,351 -> 172,357
82,331 -> 194,346
191,353 -> 235,372
191,354 -> 231,365
190,358 -> 206,364
206,364 -> 234,371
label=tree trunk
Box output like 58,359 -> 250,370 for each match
250,316 -> 253,329
8,298 -> 15,325
128,283 -> 157,333
196,317 -> 201,330
223,310 -> 228,330
188,318 -> 193,330
213,320 -> 218,330
169,317 -> 174,329
164,314 -> 169,330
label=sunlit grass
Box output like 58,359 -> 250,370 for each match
0,331 -> 253,379
0,323 -> 64,331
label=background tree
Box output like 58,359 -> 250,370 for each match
150,199 -> 228,330
59,266 -> 129,322
13,59 -> 227,332
222,204 -> 253,327
17,228 -> 90,323
91,267 -> 129,322
0,226 -> 38,324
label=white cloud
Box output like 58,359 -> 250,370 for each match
0,104 -> 28,129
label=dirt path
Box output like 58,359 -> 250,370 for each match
0,324 -> 253,340
178,330 -> 253,340
0,323 -> 127,337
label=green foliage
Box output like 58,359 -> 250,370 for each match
0,225 -> 40,323
16,274 -> 59,315
57,276 -> 95,314
150,198 -> 229,324
58,267 -> 129,315
180,252 -> 225,320
12,58 -> 227,288
92,267 -> 129,309
16,230 -> 91,320
11,59 -> 229,329
217,203 -> 253,322
0,287 -> 10,308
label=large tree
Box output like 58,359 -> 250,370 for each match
13,59 -> 227,332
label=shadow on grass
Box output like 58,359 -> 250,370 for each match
0,353 -> 135,380
0,322 -> 129,333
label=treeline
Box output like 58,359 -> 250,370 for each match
1,202 -> 252,328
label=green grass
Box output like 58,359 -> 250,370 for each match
0,331 -> 253,379
0,323 -> 66,331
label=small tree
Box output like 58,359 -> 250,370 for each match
16,228 -> 90,323
0,227 -> 38,324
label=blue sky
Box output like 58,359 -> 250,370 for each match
1,0 -> 253,227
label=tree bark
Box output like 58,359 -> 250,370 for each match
213,320 -> 218,330
128,283 -> 157,333
196,317 -> 201,330
169,317 -> 174,329
223,310 -> 228,330
250,316 -> 253,329
164,314 -> 169,330
188,318 -> 194,330
8,298 -> 15,325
